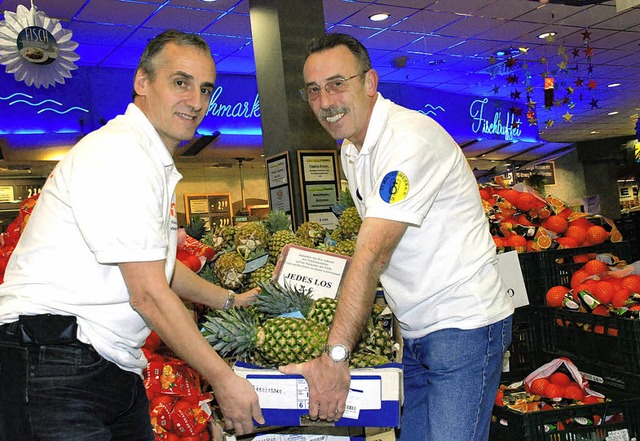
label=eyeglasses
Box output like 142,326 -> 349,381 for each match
299,72 -> 367,102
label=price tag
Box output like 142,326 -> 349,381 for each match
342,388 -> 363,420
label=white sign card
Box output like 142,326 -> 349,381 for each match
274,245 -> 350,300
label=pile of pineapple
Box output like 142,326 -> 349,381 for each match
191,195 -> 397,368
196,197 -> 362,292
201,280 -> 396,369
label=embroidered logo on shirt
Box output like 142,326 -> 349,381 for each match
379,171 -> 409,204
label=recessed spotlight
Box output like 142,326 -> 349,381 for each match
369,13 -> 390,22
590,130 -> 599,134
607,83 -> 621,88
538,31 -> 557,39
608,111 -> 619,115
199,0 -> 217,2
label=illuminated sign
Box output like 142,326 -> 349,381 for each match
469,98 -> 522,141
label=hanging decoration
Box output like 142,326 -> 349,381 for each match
0,1 -> 80,88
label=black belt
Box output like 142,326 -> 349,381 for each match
0,314 -> 78,345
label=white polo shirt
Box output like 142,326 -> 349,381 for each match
0,104 -> 182,375
341,94 -> 513,339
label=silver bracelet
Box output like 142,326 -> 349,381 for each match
223,290 -> 236,311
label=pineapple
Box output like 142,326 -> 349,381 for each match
204,225 -> 236,252
267,230 -> 314,261
202,307 -> 329,366
350,352 -> 390,368
264,209 -> 291,234
335,239 -> 357,257
213,251 -> 246,290
246,262 -> 275,290
295,221 -> 326,246
185,215 -> 207,240
307,297 -> 337,327
234,222 -> 269,259
338,207 -> 362,238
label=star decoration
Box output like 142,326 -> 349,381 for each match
546,34 -> 556,43
538,56 -> 547,65
590,98 -> 599,109
510,90 -> 522,100
562,96 -> 571,105
545,119 -> 555,128
489,56 -> 497,65
542,70 -> 550,78
510,106 -> 523,116
506,74 -> 519,84
527,99 -> 537,109
505,57 -> 517,68
493,85 -> 500,94
569,102 -> 575,109
528,117 -> 538,126
558,45 -> 567,56
527,110 -> 535,119
511,120 -> 520,129
519,47 -> 529,54
558,60 -> 568,71
584,46 -> 594,58
526,86 -> 534,94
566,86 -> 574,95
554,99 -> 563,107
588,64 -> 594,74
582,29 -> 592,42
572,48 -> 581,58
575,77 -> 584,87
562,111 -> 573,122
587,78 -> 597,89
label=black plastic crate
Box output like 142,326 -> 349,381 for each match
538,306 -> 640,375
517,242 -> 632,306
505,307 -> 541,375
490,381 -> 640,441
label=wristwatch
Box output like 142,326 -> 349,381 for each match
323,344 -> 350,363
222,290 -> 236,311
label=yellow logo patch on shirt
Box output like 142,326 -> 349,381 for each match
379,171 -> 409,203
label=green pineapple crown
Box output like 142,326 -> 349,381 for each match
185,215 -> 207,240
255,280 -> 314,318
202,307 -> 258,359
264,209 -> 291,234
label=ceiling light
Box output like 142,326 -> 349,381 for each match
369,13 -> 390,22
493,47 -> 521,58
590,130 -> 599,134
607,83 -> 621,88
538,31 -> 556,39
608,111 -> 619,115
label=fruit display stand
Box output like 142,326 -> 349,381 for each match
491,373 -> 640,441
516,241 -> 632,307
539,306 -> 640,377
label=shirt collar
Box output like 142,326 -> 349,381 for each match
125,103 -> 176,168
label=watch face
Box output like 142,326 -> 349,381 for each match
330,345 -> 348,361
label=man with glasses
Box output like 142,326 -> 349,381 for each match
281,33 -> 514,441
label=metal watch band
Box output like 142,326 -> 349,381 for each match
222,290 -> 236,311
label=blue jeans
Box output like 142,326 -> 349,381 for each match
397,316 -> 512,441
0,328 -> 154,441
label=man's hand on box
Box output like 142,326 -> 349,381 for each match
214,373 -> 264,435
279,355 -> 350,422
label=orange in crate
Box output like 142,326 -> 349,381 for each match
585,225 -> 609,245
583,259 -> 608,276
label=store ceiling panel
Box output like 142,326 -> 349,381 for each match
1,0 -> 639,170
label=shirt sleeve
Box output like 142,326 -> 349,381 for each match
68,132 -> 169,264
364,118 -> 460,227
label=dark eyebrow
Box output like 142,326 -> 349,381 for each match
201,81 -> 215,89
304,74 -> 346,88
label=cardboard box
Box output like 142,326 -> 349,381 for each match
232,361 -> 403,428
